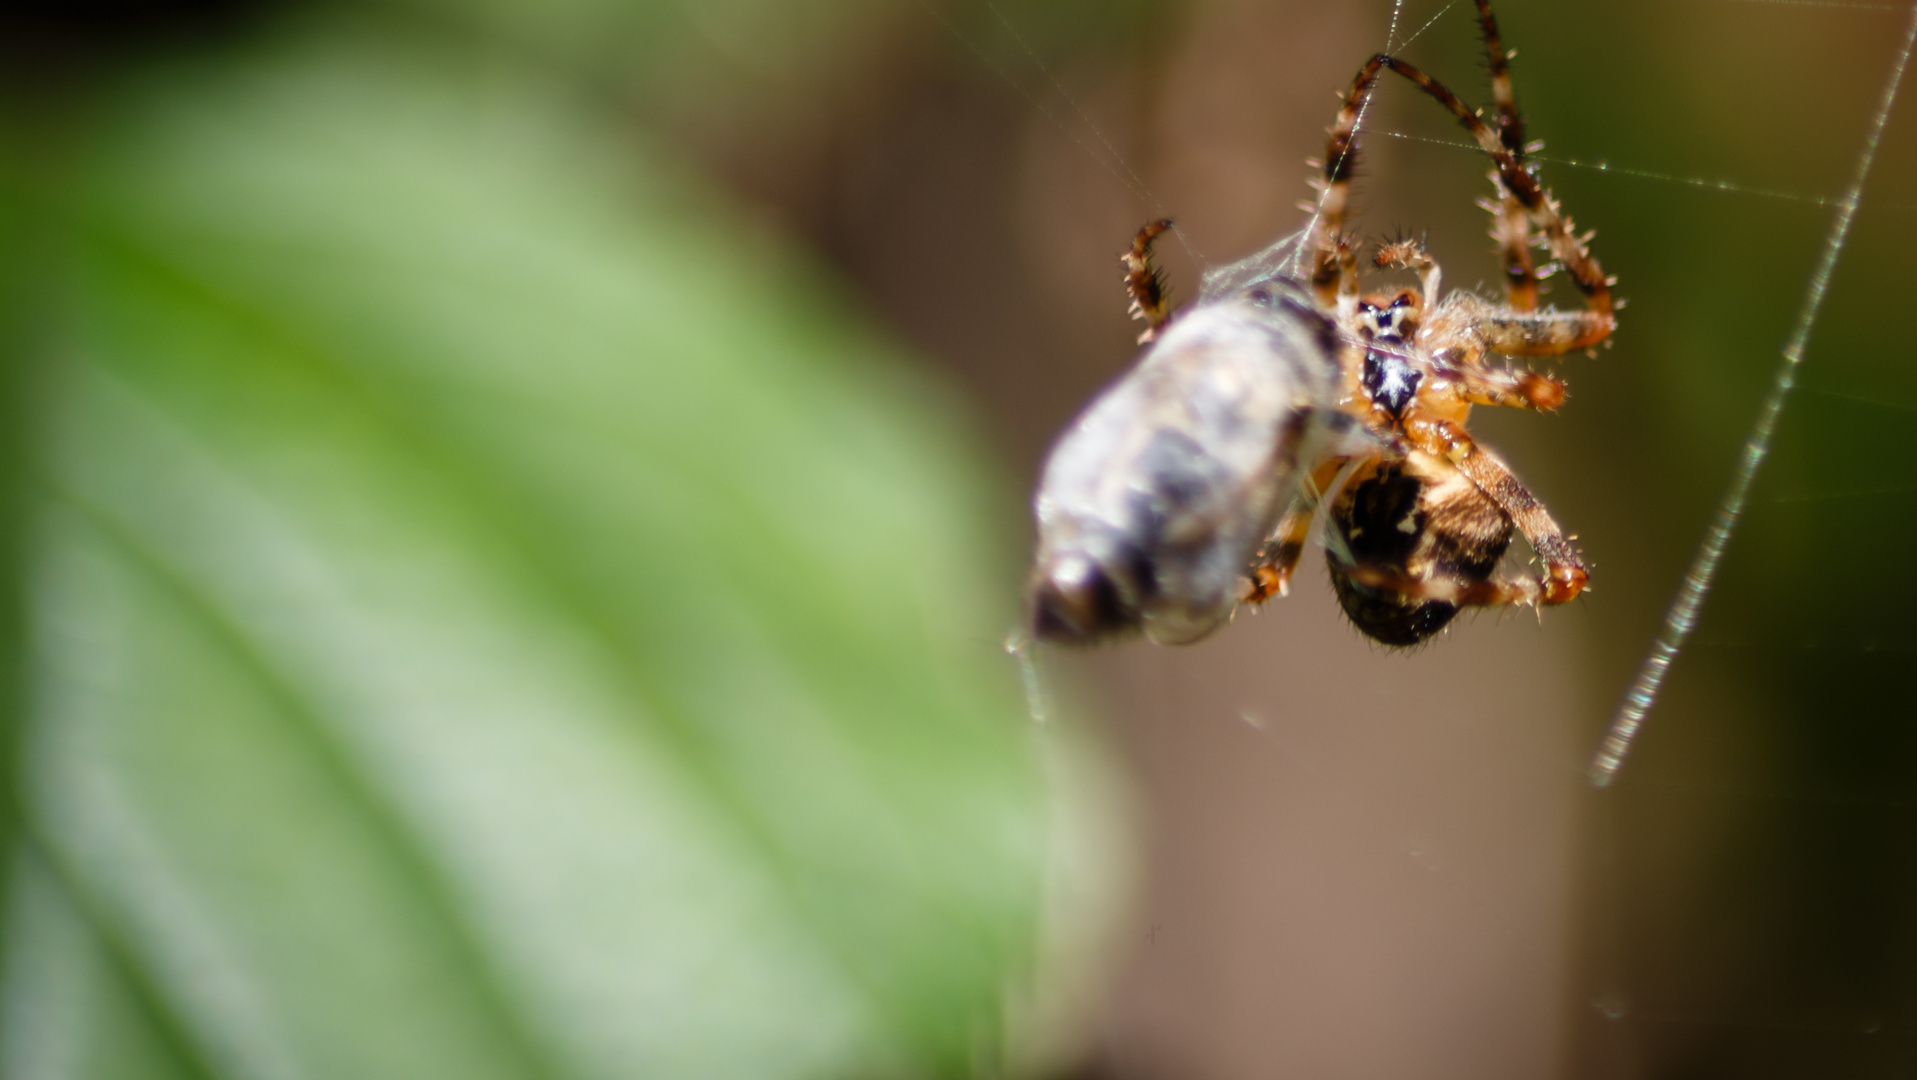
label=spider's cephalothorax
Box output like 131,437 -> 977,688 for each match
1026,0 -> 1612,647
1356,291 -> 1425,420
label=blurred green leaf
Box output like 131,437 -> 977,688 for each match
3,16 -> 1124,1080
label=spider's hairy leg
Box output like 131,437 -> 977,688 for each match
1477,307 -> 1616,358
1435,363 -> 1567,411
1488,179 -> 1539,312
1333,238 -> 1360,325
1376,56 -> 1614,347
1311,55 -> 1392,308
1424,293 -> 1608,362
1122,218 -> 1176,343
1340,561 -> 1546,608
1475,0 -> 1524,157
1403,416 -> 1587,604
1244,458 -> 1351,603
1244,498 -> 1313,604
1473,0 -> 1539,310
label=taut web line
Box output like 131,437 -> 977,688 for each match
1396,0 -> 1460,51
976,1 -> 1205,265
1588,0 -> 1917,786
1373,129 -> 1846,207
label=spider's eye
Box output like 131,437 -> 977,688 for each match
1356,299 -> 1377,313
1390,293 -> 1416,309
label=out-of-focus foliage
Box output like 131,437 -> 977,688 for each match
0,7 -> 1126,1079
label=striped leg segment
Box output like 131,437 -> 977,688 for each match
1340,561 -> 1547,608
1434,364 -> 1567,411
1122,219 -> 1175,343
1473,0 -> 1539,310
1308,56 -> 1394,308
1375,58 -> 1611,342
1244,458 -> 1354,604
1404,417 -> 1587,604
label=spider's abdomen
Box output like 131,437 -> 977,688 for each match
1326,457 -> 1512,646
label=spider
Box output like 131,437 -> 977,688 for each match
1027,0 -> 1613,647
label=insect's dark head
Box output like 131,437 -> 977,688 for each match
1026,550 -> 1148,644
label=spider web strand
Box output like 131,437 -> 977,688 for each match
1374,129 -> 1844,207
978,1 -> 1204,264
1588,0 -> 1917,787
1703,0 -> 1904,12
1397,0 -> 1460,51
910,0 -> 1182,254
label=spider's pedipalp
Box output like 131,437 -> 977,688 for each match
1375,237 -> 1442,307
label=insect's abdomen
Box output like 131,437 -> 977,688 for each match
1028,289 -> 1337,645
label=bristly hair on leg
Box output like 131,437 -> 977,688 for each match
1122,218 -> 1175,343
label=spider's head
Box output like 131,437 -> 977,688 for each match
1356,289 -> 1421,340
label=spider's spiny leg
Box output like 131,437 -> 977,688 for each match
1490,178 -> 1540,312
1122,219 -> 1176,343
1243,458 -> 1352,603
1474,0 -> 1540,310
1477,308 -> 1616,359
1434,364 -> 1567,411
1312,55 -> 1391,307
1403,416 -> 1587,604
1377,57 -> 1613,346
1244,498 -> 1314,604
1475,0 -> 1525,158
1339,561 -> 1545,608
